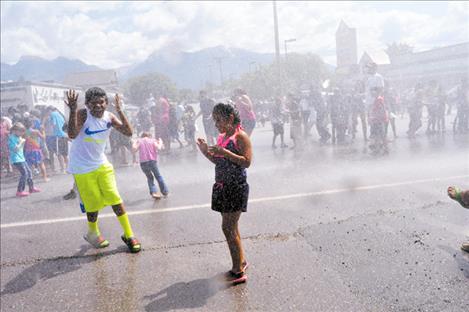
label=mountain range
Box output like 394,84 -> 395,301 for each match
120,46 -> 275,89
1,46 -> 331,89
1,55 -> 100,83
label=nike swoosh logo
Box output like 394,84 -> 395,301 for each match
84,127 -> 110,135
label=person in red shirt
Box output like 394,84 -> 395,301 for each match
151,96 -> 171,153
368,87 -> 388,154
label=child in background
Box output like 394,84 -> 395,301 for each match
270,98 -> 287,149
182,104 -> 197,151
132,132 -> 169,199
368,87 -> 388,154
8,122 -> 40,197
1,116 -> 12,176
24,118 -> 49,181
197,103 -> 252,285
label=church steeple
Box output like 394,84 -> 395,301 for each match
336,20 -> 358,67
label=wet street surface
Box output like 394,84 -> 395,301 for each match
1,118 -> 469,312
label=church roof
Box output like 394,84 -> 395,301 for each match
336,20 -> 352,34
359,52 -> 374,66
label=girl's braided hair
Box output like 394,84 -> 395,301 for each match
212,102 -> 240,126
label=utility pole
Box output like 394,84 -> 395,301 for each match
207,64 -> 213,84
273,1 -> 281,94
284,38 -> 296,59
249,61 -> 257,73
213,57 -> 224,85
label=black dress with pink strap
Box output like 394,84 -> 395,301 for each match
212,132 -> 249,213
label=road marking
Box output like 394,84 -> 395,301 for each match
1,175 -> 468,229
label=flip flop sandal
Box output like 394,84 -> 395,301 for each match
224,261 -> 249,279
225,270 -> 247,285
449,187 -> 469,209
242,261 -> 249,271
121,235 -> 142,253
83,233 -> 110,249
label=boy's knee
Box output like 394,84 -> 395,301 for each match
112,204 -> 125,216
87,212 -> 98,222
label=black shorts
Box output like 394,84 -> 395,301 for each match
212,182 -> 249,213
46,136 -> 68,156
272,123 -> 284,135
58,137 -> 69,156
242,119 -> 256,134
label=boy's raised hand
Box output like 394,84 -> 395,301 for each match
64,89 -> 78,111
114,94 -> 122,112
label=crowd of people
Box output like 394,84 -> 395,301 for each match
1,104 -> 69,190
252,65 -> 469,155
0,72 -> 468,284
1,68 -> 468,193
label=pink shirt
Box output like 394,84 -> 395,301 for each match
235,95 -> 256,121
138,137 -> 158,162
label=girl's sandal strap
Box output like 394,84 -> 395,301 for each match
453,188 -> 469,209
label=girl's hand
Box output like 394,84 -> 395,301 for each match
208,144 -> 225,156
196,138 -> 209,154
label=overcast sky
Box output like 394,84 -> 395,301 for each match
1,1 -> 468,68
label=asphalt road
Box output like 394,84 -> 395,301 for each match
1,116 -> 469,312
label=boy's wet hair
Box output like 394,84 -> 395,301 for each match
212,103 -> 240,125
85,87 -> 107,104
140,131 -> 152,138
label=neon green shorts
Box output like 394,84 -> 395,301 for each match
74,163 -> 122,213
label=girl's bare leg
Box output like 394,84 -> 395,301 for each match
222,212 -> 245,273
39,162 -> 49,181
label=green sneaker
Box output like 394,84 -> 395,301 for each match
121,235 -> 141,253
84,232 -> 110,249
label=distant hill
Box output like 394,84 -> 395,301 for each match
0,56 -> 100,82
1,48 -> 334,89
122,46 -> 275,89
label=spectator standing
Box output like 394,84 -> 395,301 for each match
234,88 -> 256,137
196,90 -> 217,146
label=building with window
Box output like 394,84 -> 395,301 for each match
382,42 -> 469,90
0,81 -> 82,114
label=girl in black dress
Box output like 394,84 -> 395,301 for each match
197,103 -> 252,284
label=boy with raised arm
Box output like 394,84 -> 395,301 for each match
66,87 -> 141,253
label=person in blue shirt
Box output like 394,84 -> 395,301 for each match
8,122 -> 40,197
46,106 -> 69,173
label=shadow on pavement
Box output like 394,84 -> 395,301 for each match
144,273 -> 237,312
0,244 -> 127,295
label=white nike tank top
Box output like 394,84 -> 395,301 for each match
68,108 -> 113,174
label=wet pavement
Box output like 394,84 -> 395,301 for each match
1,116 -> 469,311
